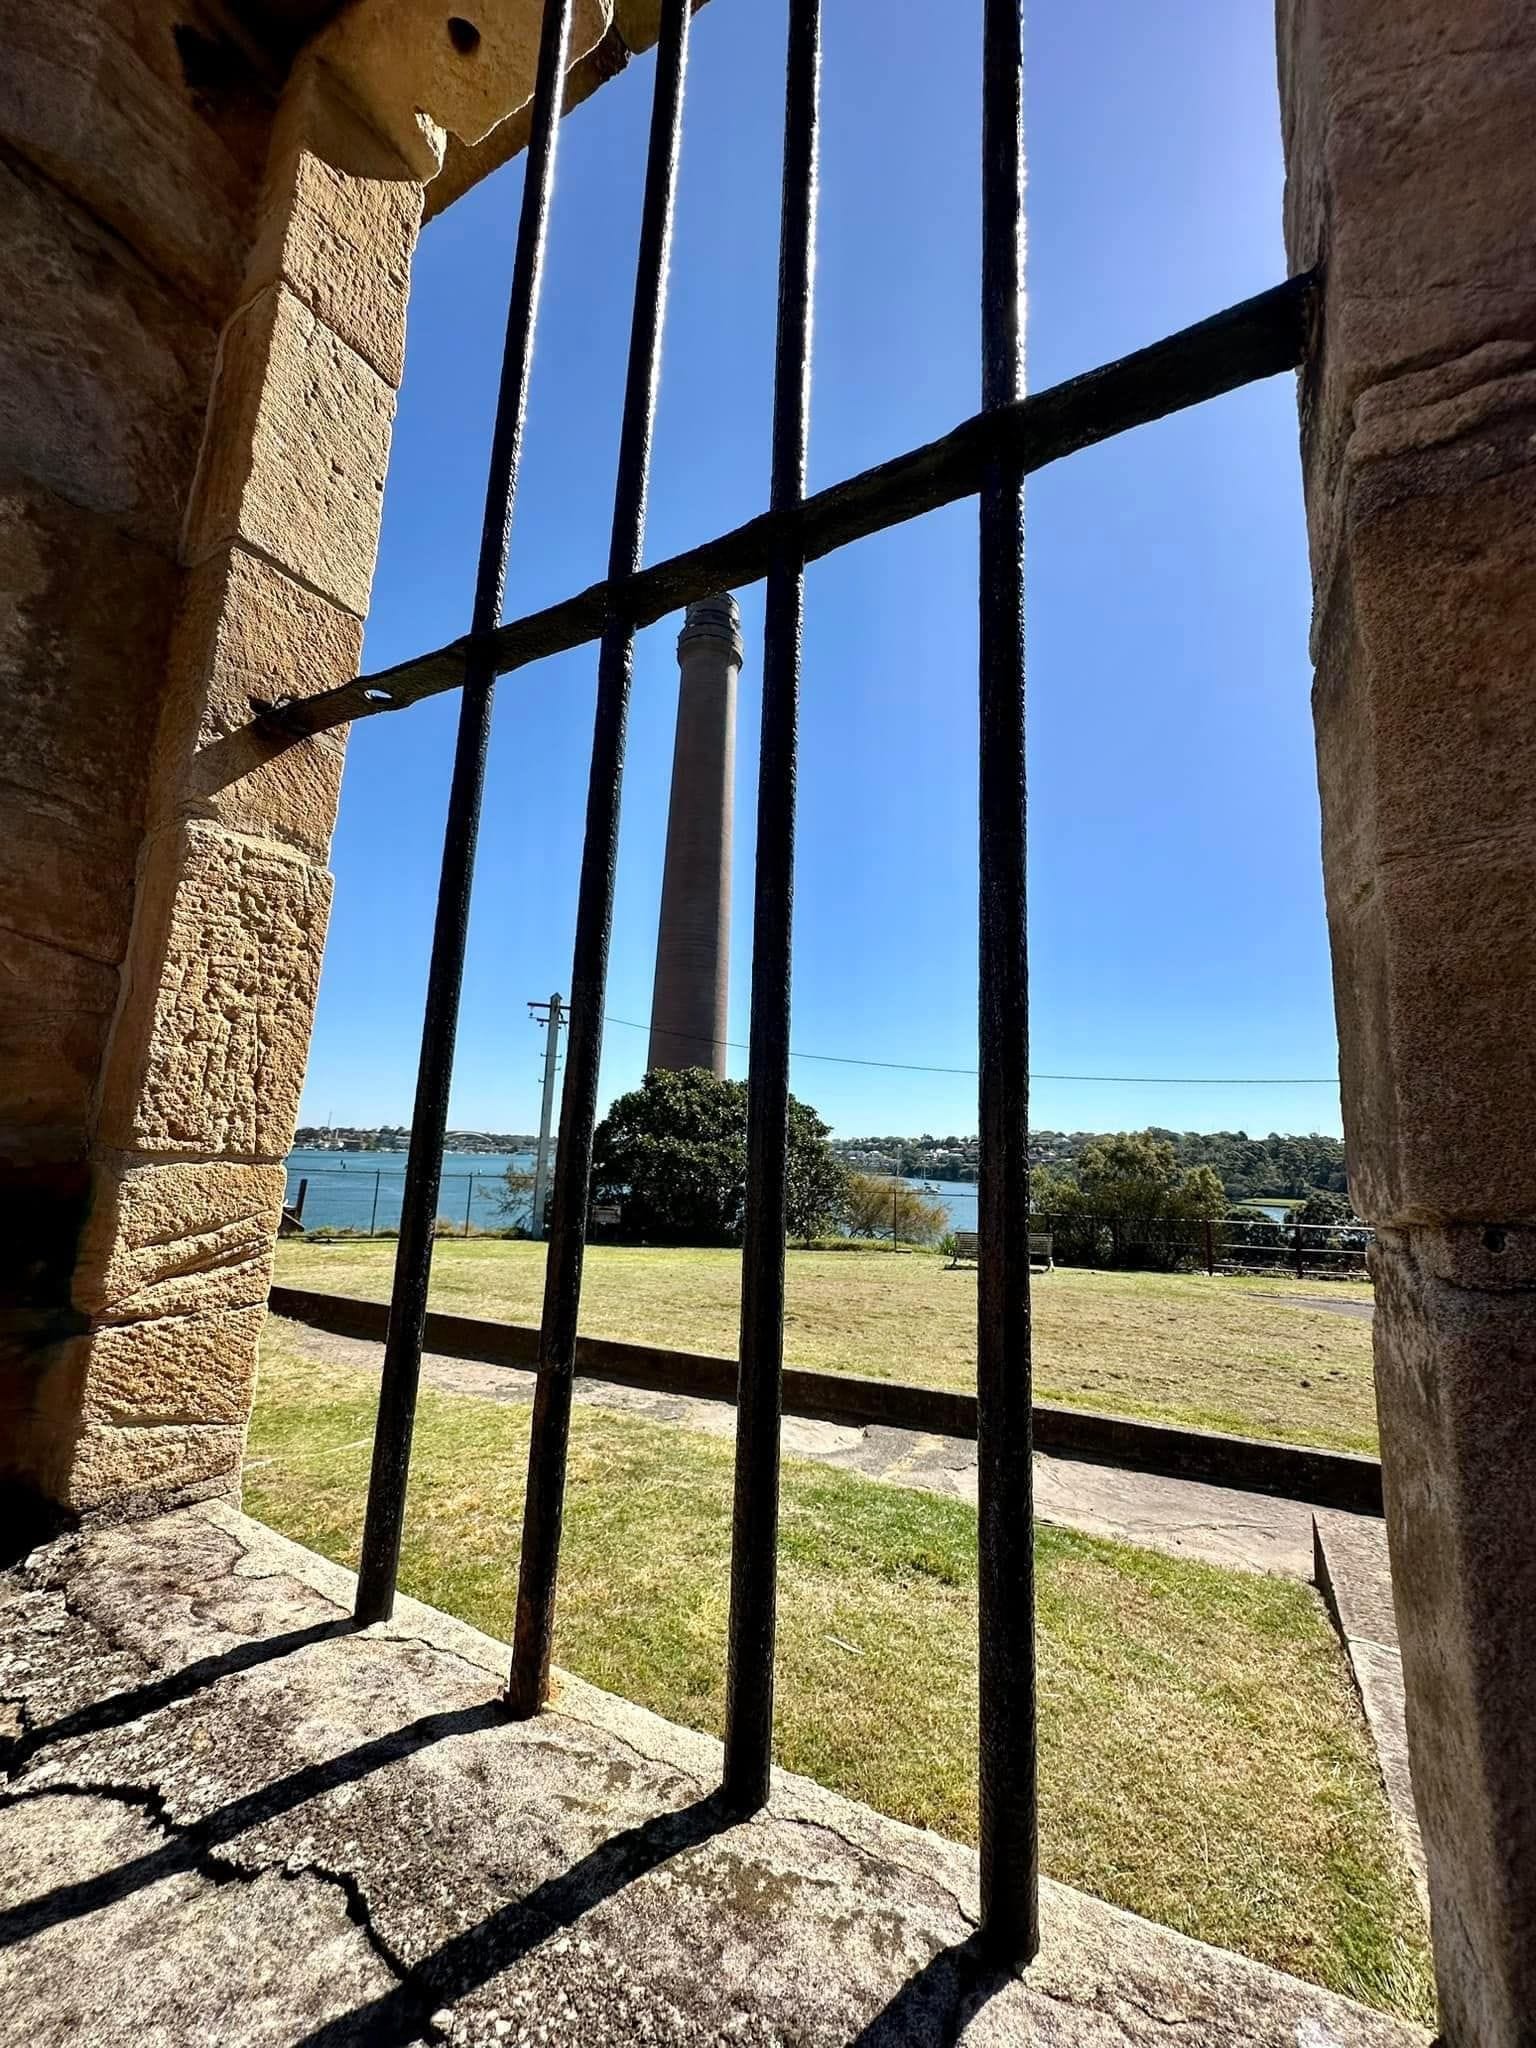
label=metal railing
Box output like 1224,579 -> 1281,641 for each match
264,0 -> 1318,1966
282,1166 -> 535,1237
281,1173 -> 1370,1281
1022,1210 -> 1372,1277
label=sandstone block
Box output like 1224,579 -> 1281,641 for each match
427,10 -> 631,220
0,153 -> 215,556
74,1154 -> 287,1323
246,58 -> 423,388
97,822 -> 331,1162
0,475 -> 176,965
0,0 -> 266,319
1321,411 -> 1536,876
63,1419 -> 244,1514
1371,1229 -> 1536,2047
158,547 -> 357,862
1312,408 -> 1536,1227
1328,838 -> 1536,1227
1280,0 -> 1536,591
184,283 -> 396,618
79,1305 -> 266,1429
0,927 -> 119,1159
315,0 -> 611,180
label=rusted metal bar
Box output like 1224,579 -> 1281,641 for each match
259,273 -> 1316,740
506,0 -> 693,1718
721,0 -> 821,1816
975,0 -> 1038,1968
353,0 -> 576,1627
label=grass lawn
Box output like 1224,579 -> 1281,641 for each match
247,1328 -> 1428,2022
274,1239 -> 1380,1454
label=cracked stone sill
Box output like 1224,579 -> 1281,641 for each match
0,1501 -> 1429,2048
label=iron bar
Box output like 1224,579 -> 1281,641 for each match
257,273 -> 1315,742
722,0 -> 820,1814
507,0 -> 693,1717
352,0 -> 577,1626
975,0 -> 1037,1967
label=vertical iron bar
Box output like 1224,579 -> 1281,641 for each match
976,0 -> 1038,1967
722,0 -> 821,1814
508,0 -> 694,1715
465,1175 -> 475,1235
370,1171 -> 381,1239
354,0 -> 577,1626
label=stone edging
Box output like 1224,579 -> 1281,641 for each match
269,1285 -> 1383,1515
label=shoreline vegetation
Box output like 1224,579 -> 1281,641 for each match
287,1124 -> 1347,1208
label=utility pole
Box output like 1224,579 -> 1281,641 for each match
528,993 -> 565,1240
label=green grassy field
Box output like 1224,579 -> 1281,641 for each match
274,1239 -> 1379,1453
246,1329 -> 1428,2021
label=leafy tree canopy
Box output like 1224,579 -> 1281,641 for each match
591,1067 -> 848,1246
1034,1130 -> 1227,1224
1024,1131 -> 1229,1270
842,1172 -> 949,1246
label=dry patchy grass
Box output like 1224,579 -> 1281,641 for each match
275,1239 -> 1379,1453
246,1331 -> 1427,2021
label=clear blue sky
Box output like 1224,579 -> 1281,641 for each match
298,0 -> 1342,1143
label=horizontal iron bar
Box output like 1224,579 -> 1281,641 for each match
259,270 -> 1315,741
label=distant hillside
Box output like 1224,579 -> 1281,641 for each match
830,1128 -> 1347,1200
292,1126 -> 537,1155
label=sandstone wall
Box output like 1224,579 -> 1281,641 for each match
2,0 -> 623,1519
0,0 -> 273,1486
1279,2 -> 1536,2039
0,1 -> 421,1513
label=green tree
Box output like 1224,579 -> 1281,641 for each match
497,1162 -> 540,1233
1076,1131 -> 1182,1226
842,1172 -> 948,1246
1027,1164 -> 1080,1218
1296,1188 -> 1355,1228
1170,1163 -> 1227,1220
590,1067 -> 847,1245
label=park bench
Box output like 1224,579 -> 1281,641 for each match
947,1230 -> 1053,1271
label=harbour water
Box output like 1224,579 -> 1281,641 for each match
283,1150 -> 980,1238
284,1149 -> 538,1235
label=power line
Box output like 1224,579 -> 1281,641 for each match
602,1013 -> 1338,1086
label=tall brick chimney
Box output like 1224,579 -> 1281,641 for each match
648,593 -> 743,1076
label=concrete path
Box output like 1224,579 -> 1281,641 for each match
1245,1291 -> 1375,1320
270,1316 -> 1317,1579
1314,1511 -> 1425,1903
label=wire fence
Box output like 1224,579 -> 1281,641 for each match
1024,1211 -> 1372,1277
283,1165 -> 1369,1277
283,1166 -> 535,1238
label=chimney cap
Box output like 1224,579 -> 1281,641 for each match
678,592 -> 744,667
